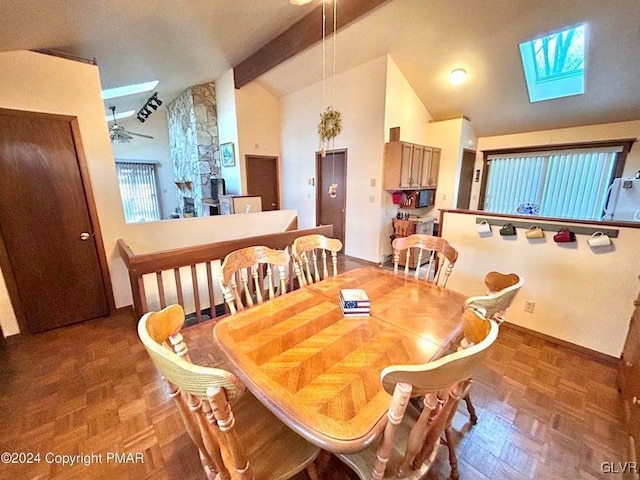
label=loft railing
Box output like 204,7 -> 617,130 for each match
118,224 -> 334,322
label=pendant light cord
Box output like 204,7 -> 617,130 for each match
322,0 -> 326,114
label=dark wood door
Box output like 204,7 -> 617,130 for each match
246,155 -> 279,211
0,111 -> 110,332
620,290 -> 640,470
316,150 -> 346,249
457,149 -> 476,209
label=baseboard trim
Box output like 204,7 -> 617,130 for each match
502,321 -> 619,366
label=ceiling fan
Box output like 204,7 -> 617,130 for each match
108,106 -> 154,143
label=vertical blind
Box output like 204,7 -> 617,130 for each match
483,146 -> 620,220
116,162 -> 162,223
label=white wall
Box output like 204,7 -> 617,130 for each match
384,55 -> 432,144
425,118 -> 464,212
0,51 -> 298,336
236,80 -> 282,196
442,211 -> 640,357
215,70 -> 241,195
424,117 -> 478,213
110,112 -> 179,218
471,120 -> 640,209
280,55 -> 388,263
378,55 -> 435,260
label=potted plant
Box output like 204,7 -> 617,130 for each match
318,107 -> 342,157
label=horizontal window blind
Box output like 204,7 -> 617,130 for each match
484,146 -> 620,220
116,162 -> 161,223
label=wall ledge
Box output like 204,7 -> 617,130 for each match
439,208 -> 640,230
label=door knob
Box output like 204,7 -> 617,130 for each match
80,232 -> 91,240
633,396 -> 639,405
272,203 -> 276,207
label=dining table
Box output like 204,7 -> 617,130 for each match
212,267 -> 467,454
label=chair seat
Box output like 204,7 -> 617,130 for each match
225,392 -> 320,480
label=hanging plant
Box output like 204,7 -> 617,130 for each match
318,107 -> 342,156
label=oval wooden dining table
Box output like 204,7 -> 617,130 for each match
213,267 -> 467,454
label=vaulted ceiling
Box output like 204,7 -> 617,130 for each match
1,0 -> 639,137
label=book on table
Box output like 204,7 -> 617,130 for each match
340,303 -> 370,317
340,288 -> 371,309
340,288 -> 370,317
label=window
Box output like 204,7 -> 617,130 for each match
480,142 -> 631,220
116,162 -> 162,223
519,24 -> 586,102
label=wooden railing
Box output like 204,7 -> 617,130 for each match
118,225 -> 334,321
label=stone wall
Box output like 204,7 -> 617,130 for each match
167,82 -> 220,216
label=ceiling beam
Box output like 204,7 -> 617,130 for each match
233,0 -> 390,89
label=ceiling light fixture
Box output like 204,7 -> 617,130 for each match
101,80 -> 159,100
449,68 -> 467,85
290,0 -> 311,5
136,92 -> 163,123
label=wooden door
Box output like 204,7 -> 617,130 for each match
0,110 -> 111,333
316,150 -> 347,249
457,149 -> 476,209
246,155 -> 279,211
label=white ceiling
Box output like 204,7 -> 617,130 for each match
1,0 -> 639,137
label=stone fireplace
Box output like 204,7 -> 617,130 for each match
167,82 -> 221,216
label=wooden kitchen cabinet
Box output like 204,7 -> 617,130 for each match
618,287 -> 640,476
420,147 -> 440,188
383,141 -> 441,190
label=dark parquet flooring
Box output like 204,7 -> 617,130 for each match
0,256 -> 627,479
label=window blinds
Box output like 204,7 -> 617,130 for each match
484,146 -> 620,220
115,162 -> 162,223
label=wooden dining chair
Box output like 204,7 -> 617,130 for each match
219,246 -> 290,314
337,313 -> 498,480
459,273 -> 523,424
291,234 -> 343,285
138,304 -> 321,480
465,272 -> 524,324
392,234 -> 458,287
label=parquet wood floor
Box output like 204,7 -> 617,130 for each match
0,256 -> 627,479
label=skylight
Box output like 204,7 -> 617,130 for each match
519,24 -> 586,102
101,80 -> 159,100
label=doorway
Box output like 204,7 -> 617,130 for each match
457,149 -> 476,209
316,149 -> 347,249
0,109 -> 113,333
246,155 -> 280,211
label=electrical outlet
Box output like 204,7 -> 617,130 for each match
524,300 -> 535,313
370,178 -> 376,187
368,195 -> 375,203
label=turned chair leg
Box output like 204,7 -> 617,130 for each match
463,393 -> 477,425
444,427 -> 459,480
